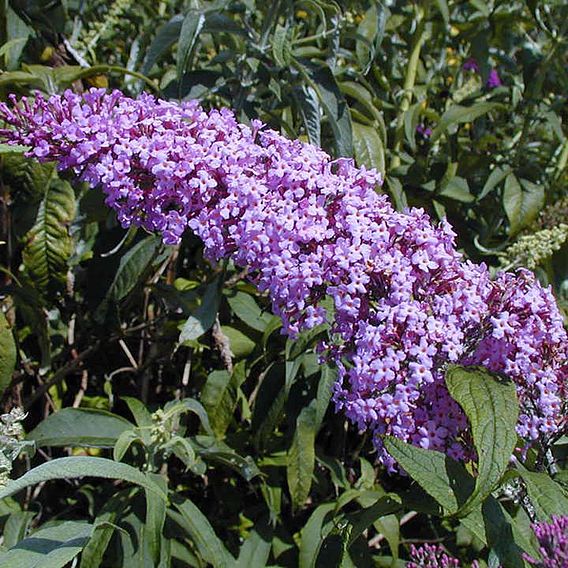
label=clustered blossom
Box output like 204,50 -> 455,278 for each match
462,57 -> 503,89
416,123 -> 433,140
407,544 -> 479,567
524,515 -> 568,568
0,89 -> 566,468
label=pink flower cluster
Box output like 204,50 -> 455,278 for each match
407,544 -> 479,567
0,89 -> 566,467
524,515 -> 568,568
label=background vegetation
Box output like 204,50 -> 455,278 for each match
0,0 -> 567,566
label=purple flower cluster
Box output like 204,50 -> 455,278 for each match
407,544 -> 478,567
462,58 -> 480,73
0,89 -> 566,468
524,515 -> 568,568
462,58 -> 503,89
416,123 -> 433,140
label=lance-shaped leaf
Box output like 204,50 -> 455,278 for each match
107,235 -> 161,304
0,311 -> 17,397
22,177 -> 76,296
294,85 -> 321,147
445,365 -> 519,516
287,402 -> 317,509
352,121 -> 385,173
169,495 -> 234,567
176,9 -> 205,81
383,436 -> 474,516
179,278 -> 221,343
0,520 -> 93,568
27,408 -> 133,448
297,61 -> 353,157
517,467 -> 568,521
0,457 -> 167,502
503,174 -> 544,236
355,3 -> 386,73
430,102 -> 501,142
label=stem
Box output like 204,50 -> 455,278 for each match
554,138 -> 568,182
513,32 -> 563,167
259,0 -> 282,50
389,6 -> 427,171
75,65 -> 161,95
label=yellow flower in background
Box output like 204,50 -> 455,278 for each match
40,46 -> 54,62
86,74 -> 109,88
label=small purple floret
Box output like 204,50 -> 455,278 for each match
416,124 -> 433,139
486,68 -> 503,89
407,544 -> 474,567
524,515 -> 568,568
463,58 -> 480,73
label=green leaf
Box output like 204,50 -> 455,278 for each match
481,496 -> 529,567
287,324 -> 327,360
0,143 -> 29,154
430,102 -> 501,142
356,4 -> 386,74
373,514 -> 400,560
252,363 -> 288,446
383,436 -> 474,515
314,364 -> 336,430
439,177 -> 474,203
298,61 -> 353,157
122,396 -> 153,428
517,468 -> 568,520
236,521 -> 272,568
179,278 -> 221,343
352,121 -> 385,173
2,511 -> 36,548
403,102 -> 422,152
445,365 -> 519,516
142,15 -> 183,74
4,6 -> 32,70
287,403 -> 317,509
144,473 -> 168,565
162,397 -> 214,437
221,326 -> 256,358
346,494 -> 401,546
79,490 -> 130,568
0,457 -> 167,502
27,408 -> 133,448
192,435 -> 260,480
434,0 -> 450,23
176,10 -> 205,81
0,311 -> 17,397
169,495 -> 234,567
503,175 -> 544,236
226,291 -> 272,332
113,430 -> 142,462
299,503 -> 336,568
22,177 -> 76,296
107,235 -> 161,303
272,24 -> 290,67
460,497 -> 531,566
0,521 -> 93,568
478,166 -> 512,200
201,368 -> 239,437
294,85 -> 321,146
